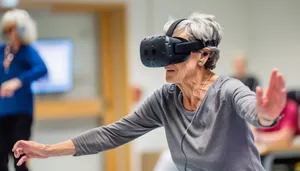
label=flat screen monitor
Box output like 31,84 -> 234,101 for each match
31,39 -> 73,94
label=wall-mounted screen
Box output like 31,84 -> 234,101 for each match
31,39 -> 73,94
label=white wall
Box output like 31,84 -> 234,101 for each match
30,11 -> 99,99
248,0 -> 300,89
25,0 -> 127,3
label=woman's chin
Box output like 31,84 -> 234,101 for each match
165,76 -> 175,83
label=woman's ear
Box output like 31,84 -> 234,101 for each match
201,48 -> 211,58
199,48 -> 211,65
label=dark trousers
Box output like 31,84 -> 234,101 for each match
0,114 -> 33,171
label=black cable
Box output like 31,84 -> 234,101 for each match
180,114 -> 197,171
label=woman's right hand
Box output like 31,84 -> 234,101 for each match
12,140 -> 49,166
13,139 -> 76,166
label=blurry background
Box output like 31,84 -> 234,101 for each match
1,0 -> 300,171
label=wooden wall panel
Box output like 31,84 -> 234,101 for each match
100,8 -> 131,171
34,99 -> 102,120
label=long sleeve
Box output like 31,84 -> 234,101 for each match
229,78 -> 276,128
71,88 -> 164,156
18,47 -> 48,85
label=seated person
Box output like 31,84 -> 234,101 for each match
288,90 -> 300,105
232,53 -> 260,92
252,99 -> 298,151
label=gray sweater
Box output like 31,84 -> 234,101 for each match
72,75 -> 273,171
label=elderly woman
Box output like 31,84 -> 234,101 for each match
0,9 -> 47,171
13,13 -> 286,171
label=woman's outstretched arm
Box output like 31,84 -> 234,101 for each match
13,87 -> 166,166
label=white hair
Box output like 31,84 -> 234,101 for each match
163,12 -> 223,70
1,8 -> 37,45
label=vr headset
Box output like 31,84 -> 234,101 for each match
140,19 -> 217,68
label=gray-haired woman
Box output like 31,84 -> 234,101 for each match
12,12 -> 286,171
0,9 -> 47,171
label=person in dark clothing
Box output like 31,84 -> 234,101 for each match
287,90 -> 300,105
232,54 -> 260,92
0,9 -> 48,171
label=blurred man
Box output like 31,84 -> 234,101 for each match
0,9 -> 48,171
232,54 -> 259,92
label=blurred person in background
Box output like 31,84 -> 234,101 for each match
0,9 -> 48,171
232,53 -> 260,92
288,90 -> 300,105
252,99 -> 298,152
12,13 -> 287,171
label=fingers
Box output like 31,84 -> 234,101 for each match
277,73 -> 285,90
0,81 -> 16,97
13,140 -> 28,159
281,88 -> 287,104
16,153 -> 49,166
256,86 -> 264,106
0,87 -> 14,97
268,68 -> 278,90
268,68 -> 286,92
0,87 -> 3,97
13,140 -> 26,152
2,91 -> 14,97
17,155 -> 29,166
15,148 -> 25,158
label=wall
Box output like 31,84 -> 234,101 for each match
248,0 -> 300,89
25,0 -> 127,3
31,11 -> 99,99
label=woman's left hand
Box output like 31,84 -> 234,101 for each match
256,69 -> 287,121
0,78 -> 22,98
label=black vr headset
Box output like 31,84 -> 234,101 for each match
140,19 -> 217,68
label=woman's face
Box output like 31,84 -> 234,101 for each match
3,21 -> 19,43
165,32 -> 210,84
